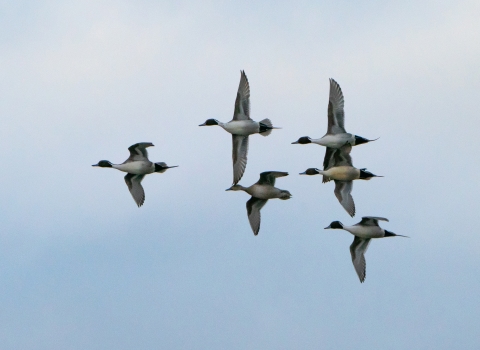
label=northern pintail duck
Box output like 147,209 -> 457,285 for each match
292,78 -> 377,182
199,71 -> 280,184
92,142 -> 178,207
300,143 -> 381,217
226,171 -> 292,235
325,217 -> 408,283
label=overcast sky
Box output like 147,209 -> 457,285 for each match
1,0 -> 479,349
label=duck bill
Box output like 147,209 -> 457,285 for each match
291,141 -> 299,144
198,122 -> 207,126
299,171 -> 307,175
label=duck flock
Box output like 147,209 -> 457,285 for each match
92,71 -> 408,283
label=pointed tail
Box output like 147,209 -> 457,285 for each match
259,118 -> 281,136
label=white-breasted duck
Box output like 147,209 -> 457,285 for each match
325,216 -> 408,283
199,71 -> 280,184
92,142 -> 178,207
300,143 -> 381,217
226,171 -> 291,235
292,78 -> 377,182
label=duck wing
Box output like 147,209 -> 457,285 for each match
333,143 -> 352,167
232,135 -> 249,184
358,216 -> 389,226
334,180 -> 355,217
246,197 -> 268,235
350,236 -> 371,283
322,147 -> 335,183
257,171 -> 289,186
124,173 -> 146,207
326,78 -> 346,134
127,142 -> 154,162
232,70 -> 251,121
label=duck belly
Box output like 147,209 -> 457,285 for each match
313,133 -> 353,148
346,226 -> 384,239
247,185 -> 281,199
222,120 -> 259,136
113,161 -> 153,174
324,166 -> 359,181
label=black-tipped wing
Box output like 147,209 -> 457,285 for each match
127,143 -> 153,162
232,135 -> 249,184
334,180 -> 355,217
246,197 -> 268,235
359,216 -> 389,226
124,173 -> 146,207
257,171 -> 289,186
333,143 -> 352,167
232,71 -> 251,121
350,237 -> 371,283
322,147 -> 335,183
326,78 -> 346,134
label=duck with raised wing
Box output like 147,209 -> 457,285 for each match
92,142 -> 178,207
300,143 -> 381,217
226,171 -> 291,235
325,216 -> 408,283
292,78 -> 377,182
199,71 -> 280,184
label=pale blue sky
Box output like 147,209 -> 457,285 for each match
0,0 -> 479,349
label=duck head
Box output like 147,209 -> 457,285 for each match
324,221 -> 344,229
92,160 -> 113,167
292,136 -> 312,144
199,119 -> 220,126
299,168 -> 320,175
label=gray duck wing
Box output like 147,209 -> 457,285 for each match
326,78 -> 346,134
124,173 -> 146,207
334,180 -> 355,217
358,216 -> 389,226
333,143 -> 352,167
246,197 -> 269,235
127,142 -> 153,162
232,70 -> 251,121
232,135 -> 249,184
322,147 -> 335,183
257,171 -> 289,186
350,237 -> 371,283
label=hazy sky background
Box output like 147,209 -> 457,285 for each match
1,0 -> 479,349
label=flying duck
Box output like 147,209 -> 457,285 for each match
199,71 -> 280,184
226,171 -> 292,235
300,143 -> 381,217
92,142 -> 178,207
292,78 -> 377,182
325,216 -> 408,283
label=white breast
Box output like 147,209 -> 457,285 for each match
222,120 -> 259,136
313,133 -> 354,148
324,166 -> 359,181
345,225 -> 384,238
113,161 -> 154,174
